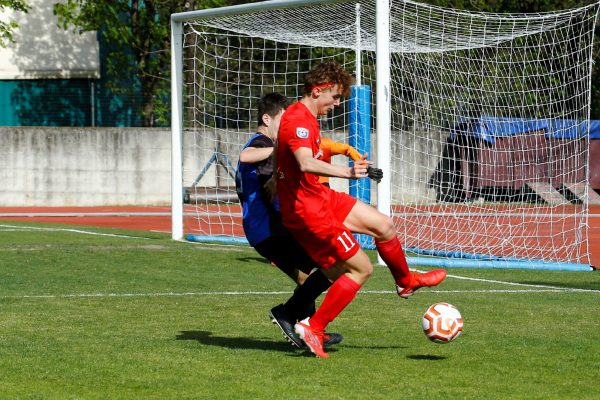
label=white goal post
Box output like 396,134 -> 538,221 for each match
171,0 -> 600,271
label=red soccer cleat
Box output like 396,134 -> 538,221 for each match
294,318 -> 329,358
396,269 -> 447,299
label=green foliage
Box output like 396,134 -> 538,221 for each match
52,0 -> 240,127
0,221 -> 599,398
49,0 -> 600,124
0,0 -> 29,47
418,0 -> 600,119
422,0 -> 583,12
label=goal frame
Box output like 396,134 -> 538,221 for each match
170,0 -> 393,243
170,0 -> 598,271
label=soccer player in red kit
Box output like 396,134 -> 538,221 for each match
276,61 -> 447,358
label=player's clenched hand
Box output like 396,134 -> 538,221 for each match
367,166 -> 383,183
350,153 -> 372,179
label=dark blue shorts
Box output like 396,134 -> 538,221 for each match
253,230 -> 320,275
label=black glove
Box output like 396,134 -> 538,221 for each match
367,166 -> 383,183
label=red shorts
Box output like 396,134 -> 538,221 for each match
283,190 -> 359,269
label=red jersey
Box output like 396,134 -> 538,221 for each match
276,101 -> 325,219
276,101 -> 359,268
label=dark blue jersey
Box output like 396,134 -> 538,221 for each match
235,133 -> 282,246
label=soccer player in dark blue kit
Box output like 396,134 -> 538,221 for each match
235,92 -> 342,348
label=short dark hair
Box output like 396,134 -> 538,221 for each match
257,92 -> 289,127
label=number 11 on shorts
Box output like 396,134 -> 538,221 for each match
337,231 -> 356,253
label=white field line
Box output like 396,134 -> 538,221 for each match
444,272 -> 600,293
0,224 -> 597,298
2,266 -> 598,300
0,226 -> 253,253
0,224 -> 150,240
411,268 -> 600,294
0,291 -> 292,299
2,287 -> 598,300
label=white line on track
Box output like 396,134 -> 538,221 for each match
0,212 -> 172,217
2,212 -> 600,218
0,211 -> 233,218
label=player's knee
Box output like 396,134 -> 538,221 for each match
372,215 -> 395,240
351,264 -> 372,285
345,252 -> 373,283
356,259 -> 373,279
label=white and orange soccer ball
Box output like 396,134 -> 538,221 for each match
422,302 -> 463,343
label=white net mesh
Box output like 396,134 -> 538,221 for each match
176,0 -> 600,267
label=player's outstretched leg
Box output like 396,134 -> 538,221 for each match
297,300 -> 344,346
269,304 -> 304,348
294,318 -> 328,358
396,269 -> 447,299
295,273 -> 362,358
375,236 -> 447,298
270,268 -> 345,348
270,303 -> 344,348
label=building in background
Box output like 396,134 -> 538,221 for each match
0,0 -> 141,127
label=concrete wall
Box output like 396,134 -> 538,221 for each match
0,127 -> 446,207
0,127 -> 171,206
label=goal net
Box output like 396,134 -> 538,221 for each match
171,0 -> 600,271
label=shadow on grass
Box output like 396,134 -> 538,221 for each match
177,330 -> 298,353
342,344 -> 408,350
235,256 -> 270,264
406,354 -> 447,361
176,330 -> 340,357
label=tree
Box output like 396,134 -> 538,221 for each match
0,0 -> 29,47
52,0 -> 599,125
53,0 -> 245,127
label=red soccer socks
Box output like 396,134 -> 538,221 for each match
305,274 -> 361,333
376,236 -> 447,298
376,236 -> 411,286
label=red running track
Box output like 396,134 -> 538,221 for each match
1,205 -> 598,267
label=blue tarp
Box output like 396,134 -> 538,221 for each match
451,118 -> 600,143
591,120 -> 600,139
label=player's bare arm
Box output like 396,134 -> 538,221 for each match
293,147 -> 370,179
239,146 -> 274,163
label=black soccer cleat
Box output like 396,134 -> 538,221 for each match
323,332 -> 344,346
269,304 -> 303,348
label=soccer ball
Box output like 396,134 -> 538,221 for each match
422,302 -> 463,343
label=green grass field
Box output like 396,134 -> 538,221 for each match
1,221 -> 599,399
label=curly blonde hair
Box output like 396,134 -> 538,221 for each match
304,61 -> 353,97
